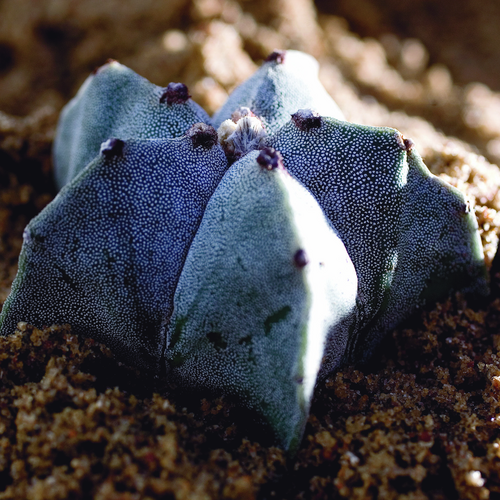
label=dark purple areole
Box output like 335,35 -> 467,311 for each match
395,132 -> 415,152
187,123 -> 218,150
293,249 -> 309,269
265,50 -> 286,64
291,109 -> 322,132
257,147 -> 283,170
160,82 -> 191,105
100,138 -> 125,159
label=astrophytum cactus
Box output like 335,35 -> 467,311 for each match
266,112 -> 487,373
53,60 -> 212,189
0,50 -> 488,452
166,147 -> 357,451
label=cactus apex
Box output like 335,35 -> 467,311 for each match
218,115 -> 267,161
231,106 -> 256,123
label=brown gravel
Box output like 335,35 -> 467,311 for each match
1,0 -> 500,498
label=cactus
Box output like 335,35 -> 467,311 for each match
213,50 -> 344,133
0,50 -> 488,451
266,112 -> 487,373
53,60 -> 211,189
166,147 -> 357,452
1,131 -> 227,371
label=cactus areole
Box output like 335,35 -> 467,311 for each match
0,51 -> 488,453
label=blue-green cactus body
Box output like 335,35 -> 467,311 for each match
54,61 -> 211,189
266,115 -> 488,372
362,149 -> 486,353
212,50 -> 344,133
0,50 -> 489,453
0,135 -> 227,370
165,149 -> 357,452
